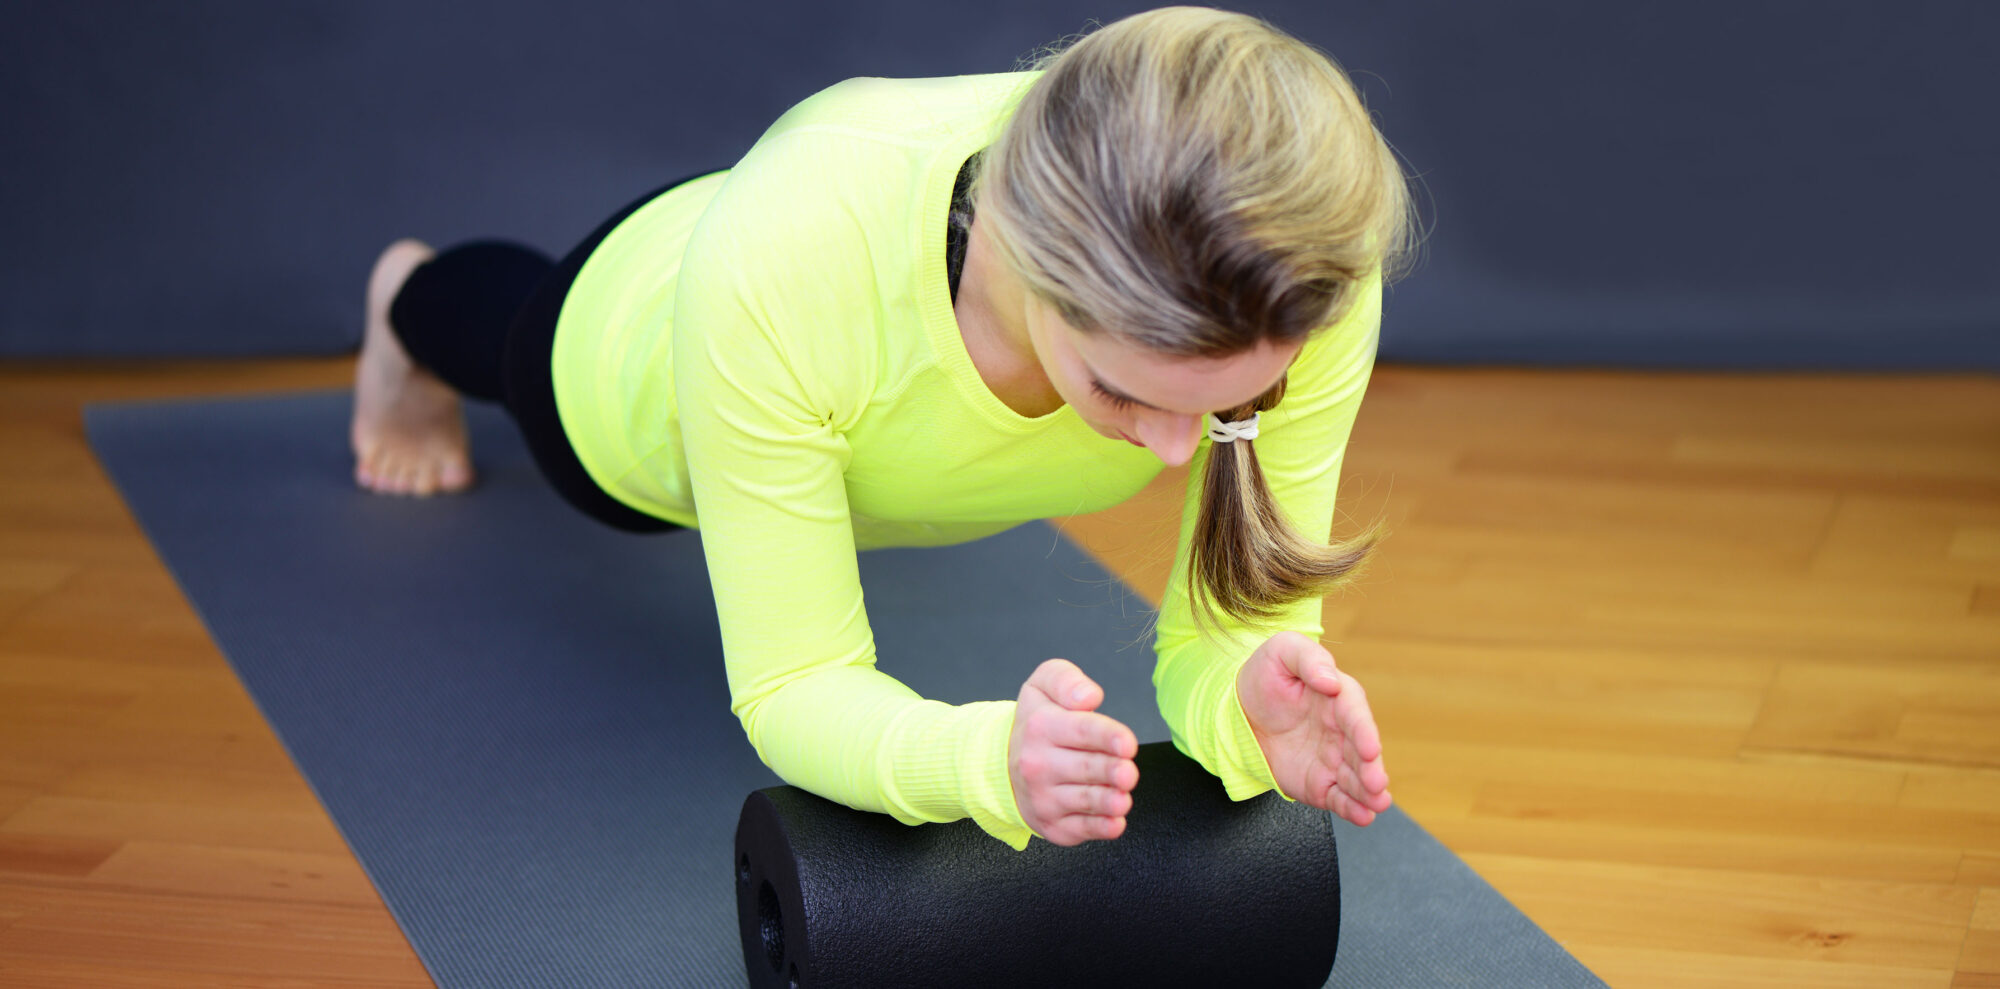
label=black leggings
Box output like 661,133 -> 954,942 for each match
385,171 -> 715,533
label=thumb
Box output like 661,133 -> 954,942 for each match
1267,633 -> 1342,697
1029,658 -> 1104,712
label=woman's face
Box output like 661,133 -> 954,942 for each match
1023,296 -> 1300,468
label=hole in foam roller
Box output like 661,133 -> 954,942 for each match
789,962 -> 802,988
758,879 -> 785,974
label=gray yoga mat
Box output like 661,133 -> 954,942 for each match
85,391 -> 1605,988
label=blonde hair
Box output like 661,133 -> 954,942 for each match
975,6 -> 1418,627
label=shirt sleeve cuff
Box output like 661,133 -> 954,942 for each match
1213,667 -> 1290,803
962,700 -> 1037,849
885,699 -> 1037,850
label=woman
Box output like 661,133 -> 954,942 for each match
350,6 -> 1413,850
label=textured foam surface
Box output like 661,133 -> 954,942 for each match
736,742 -> 1343,988
86,391 -> 1606,988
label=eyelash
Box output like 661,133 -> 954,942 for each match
1090,379 -> 1137,410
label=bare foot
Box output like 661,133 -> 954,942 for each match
350,239 -> 475,496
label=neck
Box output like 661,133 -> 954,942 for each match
955,212 -> 1063,417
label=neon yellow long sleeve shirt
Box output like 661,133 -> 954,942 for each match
550,72 -> 1382,849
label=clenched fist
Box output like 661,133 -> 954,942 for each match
1008,659 -> 1140,846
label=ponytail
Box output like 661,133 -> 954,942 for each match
1188,378 -> 1379,631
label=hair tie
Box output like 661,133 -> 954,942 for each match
1206,412 -> 1260,444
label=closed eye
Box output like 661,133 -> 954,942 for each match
1090,378 -> 1139,410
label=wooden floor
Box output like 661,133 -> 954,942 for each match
1,358 -> 1995,987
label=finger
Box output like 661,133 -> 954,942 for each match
1043,746 -> 1139,790
1328,675 -> 1381,763
1348,776 -> 1391,818
1027,658 -> 1103,711
1043,710 -> 1138,758
1049,782 -> 1133,818
1344,750 -> 1390,803
1331,726 -> 1387,797
1308,763 -> 1380,825
1331,755 -> 1392,814
1350,738 -> 1390,796
1328,783 -> 1379,827
1043,814 -> 1127,846
1329,732 -> 1388,805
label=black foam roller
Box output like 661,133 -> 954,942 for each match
733,741 -> 1340,988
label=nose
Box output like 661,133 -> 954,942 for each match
1133,413 -> 1203,467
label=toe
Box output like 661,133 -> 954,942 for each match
381,458 -> 411,495
411,461 -> 439,497
439,458 -> 473,492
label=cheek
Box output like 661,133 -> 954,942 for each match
1061,367 -> 1125,422
1036,320 -> 1135,427
1041,340 -> 1095,408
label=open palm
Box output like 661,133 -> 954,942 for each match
1236,631 -> 1392,826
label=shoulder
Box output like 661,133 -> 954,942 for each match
717,72 -> 1039,205
759,73 -> 1042,145
674,74 -> 1040,412
688,74 -> 1037,271
1289,268 -> 1384,404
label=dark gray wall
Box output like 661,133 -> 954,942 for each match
4,1 -> 1996,367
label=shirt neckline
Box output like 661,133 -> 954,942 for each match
918,133 -> 1076,434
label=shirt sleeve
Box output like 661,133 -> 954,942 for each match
1150,269 -> 1384,802
672,143 -> 1037,850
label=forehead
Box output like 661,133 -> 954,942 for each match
1067,325 -> 1300,415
